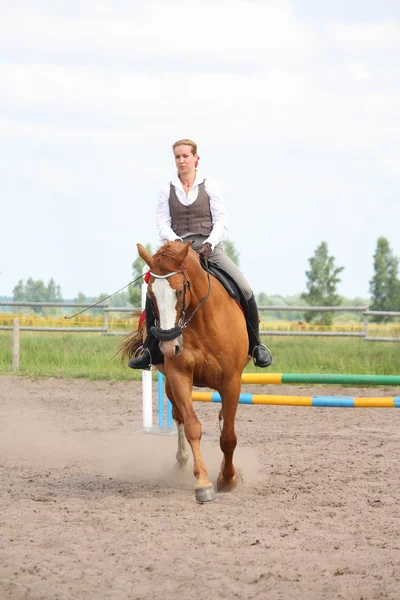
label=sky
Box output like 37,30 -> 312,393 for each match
1,0 -> 399,301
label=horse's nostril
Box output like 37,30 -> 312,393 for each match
174,345 -> 180,356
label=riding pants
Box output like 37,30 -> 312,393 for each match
182,235 -> 253,301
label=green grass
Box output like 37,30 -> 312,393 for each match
0,332 -> 141,381
1,331 -> 399,380
261,335 -> 400,375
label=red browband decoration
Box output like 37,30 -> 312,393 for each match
138,309 -> 146,328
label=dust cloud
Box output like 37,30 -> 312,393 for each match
0,400 -> 261,490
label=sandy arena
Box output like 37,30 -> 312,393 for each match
1,376 -> 400,600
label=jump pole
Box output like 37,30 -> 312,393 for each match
155,371 -> 400,420
241,373 -> 400,386
192,391 -> 400,408
140,271 -> 174,431
157,373 -> 173,429
141,267 -> 153,431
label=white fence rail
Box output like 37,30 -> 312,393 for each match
1,301 -> 400,345
0,301 -> 141,334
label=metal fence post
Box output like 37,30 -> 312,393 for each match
12,318 -> 20,372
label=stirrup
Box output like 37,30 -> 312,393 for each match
128,348 -> 152,371
252,343 -> 273,368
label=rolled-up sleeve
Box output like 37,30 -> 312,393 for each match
204,177 -> 228,249
156,185 -> 182,243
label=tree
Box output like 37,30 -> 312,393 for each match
129,243 -> 153,306
46,278 -> 63,302
12,278 -> 63,313
25,278 -> 46,301
24,278 -> 47,312
74,291 -> 87,304
257,292 -> 270,306
369,237 -> 400,322
110,291 -> 130,307
12,279 -> 25,301
91,292 -> 110,314
301,242 -> 344,325
222,239 -> 240,266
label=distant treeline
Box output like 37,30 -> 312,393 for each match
254,293 -> 369,323
0,292 -> 368,322
5,236 -> 400,324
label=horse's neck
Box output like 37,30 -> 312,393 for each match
186,257 -> 210,306
190,265 -> 222,313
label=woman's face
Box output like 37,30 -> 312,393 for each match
174,144 -> 197,174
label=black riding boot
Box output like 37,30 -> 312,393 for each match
128,296 -> 165,370
246,294 -> 273,368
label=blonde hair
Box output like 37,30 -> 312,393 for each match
172,139 -> 197,155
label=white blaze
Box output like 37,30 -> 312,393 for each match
152,278 -> 177,330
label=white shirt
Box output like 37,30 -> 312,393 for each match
156,170 -> 228,250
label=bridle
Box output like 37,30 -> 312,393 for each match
148,265 -> 211,342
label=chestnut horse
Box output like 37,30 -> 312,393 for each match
123,241 -> 249,502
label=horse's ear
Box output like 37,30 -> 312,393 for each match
176,241 -> 191,264
137,244 -> 154,268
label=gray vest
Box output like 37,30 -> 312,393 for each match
169,181 -> 213,239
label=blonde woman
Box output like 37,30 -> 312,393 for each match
129,139 -> 273,370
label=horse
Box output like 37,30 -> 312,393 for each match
121,241 -> 250,502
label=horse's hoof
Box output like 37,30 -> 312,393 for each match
217,473 -> 237,493
195,485 -> 216,503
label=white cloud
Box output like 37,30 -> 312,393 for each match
333,21 -> 400,50
0,1 -> 314,66
0,118 -> 137,146
380,157 -> 400,180
1,64 -> 399,154
0,2 -> 398,157
348,63 -> 370,81
1,1 -> 400,299
19,158 -> 78,193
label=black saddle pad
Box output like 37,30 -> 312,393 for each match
200,259 -> 249,314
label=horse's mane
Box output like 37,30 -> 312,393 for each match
153,242 -> 193,273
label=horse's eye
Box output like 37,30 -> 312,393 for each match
176,289 -> 183,299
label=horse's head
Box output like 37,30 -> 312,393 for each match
138,241 -> 194,358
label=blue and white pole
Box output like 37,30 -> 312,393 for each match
141,266 -> 153,431
157,372 -> 173,430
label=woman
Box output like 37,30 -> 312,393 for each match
129,138 -> 273,370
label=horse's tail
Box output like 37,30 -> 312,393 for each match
117,321 -> 145,363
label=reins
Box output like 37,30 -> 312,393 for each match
65,273 -> 145,320
149,259 -> 211,342
179,264 -> 211,330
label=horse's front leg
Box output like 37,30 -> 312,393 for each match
167,372 -> 216,503
217,379 -> 241,493
165,380 -> 189,468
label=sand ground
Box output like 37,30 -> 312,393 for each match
1,376 -> 400,600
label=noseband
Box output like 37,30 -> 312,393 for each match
149,267 -> 211,342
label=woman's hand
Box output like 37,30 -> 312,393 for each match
198,242 -> 212,259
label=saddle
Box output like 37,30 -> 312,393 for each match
200,258 -> 249,316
